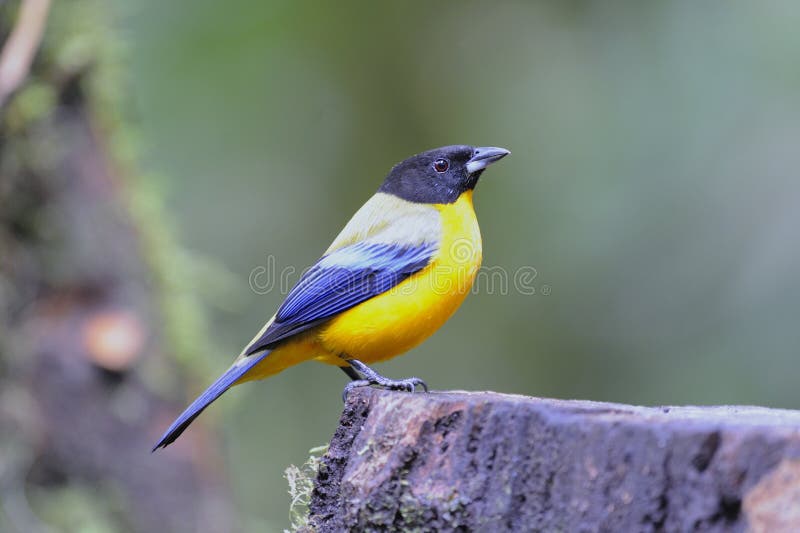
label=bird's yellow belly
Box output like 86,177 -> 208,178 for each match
316,191 -> 482,364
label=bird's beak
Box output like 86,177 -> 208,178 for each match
466,146 -> 511,174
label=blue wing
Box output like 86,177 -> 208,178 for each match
244,241 -> 436,355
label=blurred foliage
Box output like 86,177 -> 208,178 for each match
2,0 -> 231,531
3,0 -> 799,530
120,0 -> 800,525
28,483 -> 123,533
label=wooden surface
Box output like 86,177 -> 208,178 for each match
310,388 -> 800,532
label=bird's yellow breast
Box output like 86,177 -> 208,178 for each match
315,191 -> 482,364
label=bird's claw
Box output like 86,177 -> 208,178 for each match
341,359 -> 429,402
387,377 -> 428,393
342,379 -> 370,402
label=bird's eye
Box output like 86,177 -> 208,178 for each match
433,158 -> 449,173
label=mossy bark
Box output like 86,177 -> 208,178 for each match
311,388 -> 800,532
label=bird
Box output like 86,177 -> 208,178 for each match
152,145 -> 510,450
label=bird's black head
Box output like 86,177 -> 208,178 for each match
378,145 -> 510,204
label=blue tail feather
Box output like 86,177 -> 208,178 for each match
152,351 -> 270,451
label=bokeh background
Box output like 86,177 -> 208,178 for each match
2,1 -> 800,531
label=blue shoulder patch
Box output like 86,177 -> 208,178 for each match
244,241 -> 435,355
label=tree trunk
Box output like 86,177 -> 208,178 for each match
1,3 -> 235,531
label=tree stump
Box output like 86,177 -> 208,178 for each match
310,388 -> 800,532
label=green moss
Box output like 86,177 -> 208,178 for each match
4,83 -> 56,128
284,445 -> 328,532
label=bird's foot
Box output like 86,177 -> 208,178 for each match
341,359 -> 428,402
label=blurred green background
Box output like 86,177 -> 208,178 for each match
14,1 -> 800,530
